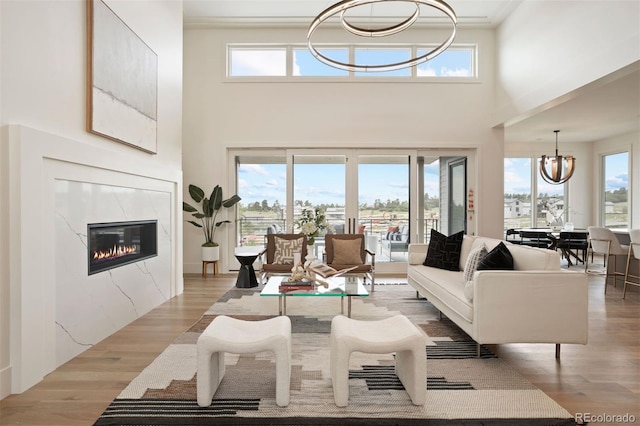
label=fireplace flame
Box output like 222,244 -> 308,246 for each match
93,244 -> 138,261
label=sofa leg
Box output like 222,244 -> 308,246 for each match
555,344 -> 561,359
476,343 -> 481,358
416,290 -> 419,299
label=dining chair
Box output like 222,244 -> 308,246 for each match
556,231 -> 589,265
623,229 -> 640,299
504,228 -> 523,244
585,226 -> 629,293
519,230 -> 552,249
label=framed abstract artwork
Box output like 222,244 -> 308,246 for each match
87,0 -> 158,154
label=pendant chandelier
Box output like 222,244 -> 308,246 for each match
539,130 -> 575,185
307,0 -> 457,72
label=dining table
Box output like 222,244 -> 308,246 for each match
516,228 -> 589,267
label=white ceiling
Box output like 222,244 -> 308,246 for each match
182,0 -> 640,146
183,0 -> 523,26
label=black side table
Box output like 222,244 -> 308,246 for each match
235,254 -> 259,288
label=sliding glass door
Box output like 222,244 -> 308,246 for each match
358,154 -> 410,263
292,154 -> 347,233
231,148 -> 474,273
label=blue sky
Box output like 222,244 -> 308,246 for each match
237,160 -> 440,207
238,152 -> 628,208
233,47 -> 472,77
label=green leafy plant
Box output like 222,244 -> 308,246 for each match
294,207 -> 327,245
183,184 -> 241,247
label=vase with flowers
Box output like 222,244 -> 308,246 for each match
544,201 -> 565,231
294,207 -> 328,266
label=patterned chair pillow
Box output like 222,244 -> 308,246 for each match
273,236 -> 304,264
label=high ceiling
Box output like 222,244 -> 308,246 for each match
183,0 -> 640,146
183,0 -> 523,26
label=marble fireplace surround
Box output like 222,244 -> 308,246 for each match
55,180 -> 171,367
2,125 -> 183,395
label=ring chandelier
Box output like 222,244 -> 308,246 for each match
307,0 -> 458,72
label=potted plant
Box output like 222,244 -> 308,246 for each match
183,184 -> 241,261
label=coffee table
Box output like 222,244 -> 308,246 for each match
260,276 -> 368,317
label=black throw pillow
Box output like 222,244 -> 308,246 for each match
477,242 -> 514,271
423,229 -> 464,271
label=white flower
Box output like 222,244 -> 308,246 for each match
301,222 -> 317,235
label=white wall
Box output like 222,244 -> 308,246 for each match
0,0 -> 183,397
182,25 -> 506,273
496,0 -> 640,124
0,0 -> 183,168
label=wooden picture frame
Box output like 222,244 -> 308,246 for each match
87,0 -> 158,154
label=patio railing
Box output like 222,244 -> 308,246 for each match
236,216 -> 439,247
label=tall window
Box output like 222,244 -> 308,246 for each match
236,155 -> 287,246
422,157 -> 440,241
504,158 -> 532,230
537,158 -> 565,228
603,152 -> 629,228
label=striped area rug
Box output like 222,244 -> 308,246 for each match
94,283 -> 577,426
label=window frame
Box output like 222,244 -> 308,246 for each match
226,43 -> 478,81
503,156 -> 569,230
600,151 -> 630,229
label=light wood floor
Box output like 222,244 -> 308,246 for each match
1,267 -> 638,425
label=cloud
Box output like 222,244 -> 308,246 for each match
606,173 -> 628,191
423,181 -> 439,195
389,182 -> 408,189
238,164 -> 269,176
417,67 -> 437,77
233,50 -> 285,76
440,67 -> 471,77
416,67 -> 470,77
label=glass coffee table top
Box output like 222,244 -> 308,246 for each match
260,276 -> 368,317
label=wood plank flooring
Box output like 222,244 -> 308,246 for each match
1,268 -> 638,425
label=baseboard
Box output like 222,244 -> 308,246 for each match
0,365 -> 11,399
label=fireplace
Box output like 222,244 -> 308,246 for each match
88,220 -> 157,275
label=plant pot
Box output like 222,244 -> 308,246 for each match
202,246 -> 220,262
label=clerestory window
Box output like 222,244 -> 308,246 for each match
228,44 -> 476,79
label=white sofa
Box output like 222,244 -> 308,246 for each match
407,235 -> 589,357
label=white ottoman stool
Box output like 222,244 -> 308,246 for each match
197,315 -> 292,407
330,314 -> 426,407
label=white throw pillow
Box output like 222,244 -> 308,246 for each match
463,244 -> 487,301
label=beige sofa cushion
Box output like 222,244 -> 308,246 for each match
407,265 -> 473,323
